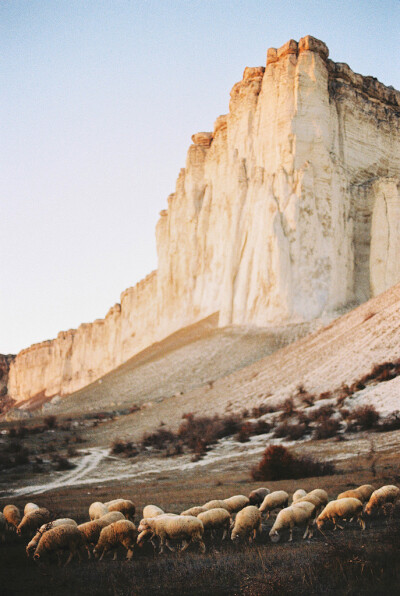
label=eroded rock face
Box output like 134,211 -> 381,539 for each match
7,35 -> 400,404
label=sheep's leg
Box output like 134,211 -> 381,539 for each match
303,525 -> 309,539
112,550 -> 118,561
126,548 -> 134,560
289,528 -> 293,542
165,539 -> 176,552
99,548 -> 107,561
64,551 -> 74,567
180,539 -> 191,553
358,514 -> 366,530
221,528 -> 227,541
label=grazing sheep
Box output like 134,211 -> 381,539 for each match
89,502 -> 109,520
202,500 -> 230,512
297,493 -> 325,516
24,503 -> 39,516
93,520 -> 138,560
142,505 -> 164,518
197,508 -> 231,540
337,485 -> 374,504
259,491 -> 289,518
365,485 -> 400,516
105,499 -> 135,521
3,505 -> 21,531
0,512 -> 6,542
34,525 -> 87,566
17,508 -> 51,536
292,489 -> 307,503
317,498 -> 365,531
181,506 -> 208,517
231,506 -> 261,543
223,495 -> 250,514
307,489 -> 328,505
248,488 -> 270,506
137,515 -> 205,553
26,519 -> 77,558
78,512 -> 125,551
269,502 -> 315,542
356,485 -> 375,502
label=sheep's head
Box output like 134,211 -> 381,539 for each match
137,529 -> 152,546
33,553 -> 41,562
137,519 -> 151,533
364,502 -> 375,516
316,517 -> 325,531
269,530 -> 280,543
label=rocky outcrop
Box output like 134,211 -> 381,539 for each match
7,35 -> 400,404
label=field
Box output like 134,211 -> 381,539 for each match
1,443 -> 400,596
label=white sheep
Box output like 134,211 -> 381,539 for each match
181,506 -> 208,517
197,508 -> 231,540
17,508 -> 51,536
26,518 -> 77,558
105,499 -> 135,520
365,485 -> 400,516
317,498 -> 365,531
34,525 -> 87,566
248,487 -> 270,506
292,489 -> 307,503
137,515 -> 205,553
93,519 -> 138,560
231,506 -> 262,543
259,491 -> 289,518
24,503 -> 39,516
202,499 -> 230,512
142,505 -> 164,518
3,504 -> 21,531
89,501 -> 109,520
337,484 -> 374,503
296,493 -> 325,516
0,512 -> 6,542
307,489 -> 328,505
78,511 -> 125,553
223,495 -> 250,514
269,502 -> 315,542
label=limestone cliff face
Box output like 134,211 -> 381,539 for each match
8,35 -> 400,404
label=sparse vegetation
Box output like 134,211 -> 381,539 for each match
251,444 -> 335,481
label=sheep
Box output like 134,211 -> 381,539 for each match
181,506 -> 208,517
137,515 -> 205,553
93,520 -> 138,560
337,484 -> 375,504
269,502 -> 315,542
231,506 -> 262,543
24,503 -> 39,516
26,518 -> 77,558
78,512 -> 125,549
365,485 -> 400,516
296,493 -> 325,516
259,491 -> 289,518
3,504 -> 21,531
197,508 -> 231,540
142,505 -> 164,518
223,495 -> 250,514
307,489 -> 328,505
248,488 -> 270,506
17,508 -> 51,536
0,512 -> 6,542
34,525 -> 87,566
89,501 -> 109,520
105,499 -> 135,521
202,500 -> 230,512
317,498 -> 365,531
292,489 -> 307,503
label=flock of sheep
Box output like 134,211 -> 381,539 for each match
0,484 -> 399,566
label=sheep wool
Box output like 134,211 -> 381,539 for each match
142,505 -> 164,518
137,515 -> 205,553
3,505 -> 21,531
292,489 -> 307,503
317,498 -> 364,530
365,485 -> 400,515
89,502 -> 109,520
181,506 -> 208,517
105,499 -> 135,521
17,508 -> 51,536
26,519 -> 77,558
34,525 -> 86,566
93,520 -> 138,560
231,506 -> 261,542
269,503 -> 315,542
223,495 -> 250,514
198,508 -> 231,540
202,500 -> 230,512
24,503 -> 39,516
248,488 -> 270,506
259,491 -> 289,518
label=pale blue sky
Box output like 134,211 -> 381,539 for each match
1,0 -> 399,354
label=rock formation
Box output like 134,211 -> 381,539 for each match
7,35 -> 400,404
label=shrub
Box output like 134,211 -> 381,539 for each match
251,444 -> 334,481
141,428 -> 176,450
44,415 -> 57,429
235,420 -> 271,443
348,405 -> 380,430
251,403 -> 275,418
273,422 -> 307,440
313,418 -> 341,440
308,404 -> 335,422
111,439 -> 139,457
376,411 -> 400,432
51,455 -> 75,470
280,397 -> 296,418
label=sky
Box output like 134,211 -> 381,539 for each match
1,0 -> 399,354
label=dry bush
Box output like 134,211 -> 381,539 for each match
111,438 -> 139,457
44,415 -> 58,429
251,403 -> 275,418
313,418 -> 341,440
348,405 -> 380,431
273,422 -> 307,441
251,444 -> 334,481
178,413 -> 241,452
376,411 -> 400,433
141,428 -> 176,450
307,404 -> 335,422
279,397 -> 297,420
235,420 -> 271,442
51,454 -> 75,471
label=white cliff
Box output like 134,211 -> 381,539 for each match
8,35 -> 400,404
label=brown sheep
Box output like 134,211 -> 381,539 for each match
17,508 -> 51,536
26,519 -> 77,558
34,525 -> 87,566
365,485 -> 400,516
231,506 -> 262,543
137,515 -> 205,554
105,499 -> 135,521
317,498 -> 365,531
93,520 -> 138,560
248,488 -> 270,506
3,505 -> 21,531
